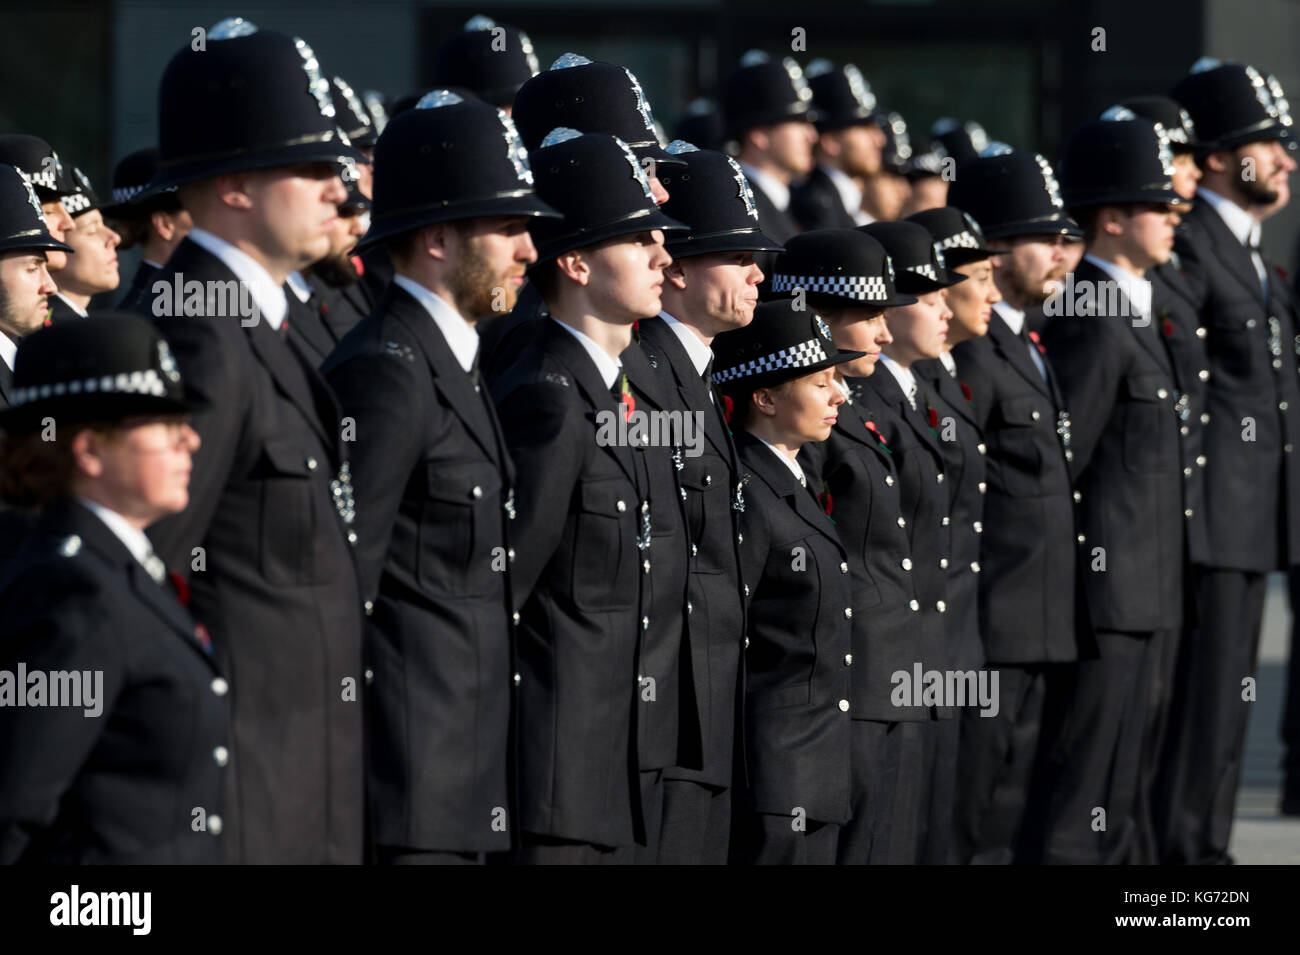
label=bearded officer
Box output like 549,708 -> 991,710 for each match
946,150 -> 1089,864
135,24 -> 369,864
323,91 -> 557,864
790,61 -> 881,231
1158,60 -> 1300,864
489,129 -> 686,863
1039,117 -> 1189,864
638,140 -> 781,863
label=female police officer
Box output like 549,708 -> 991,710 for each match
711,298 -> 859,864
0,314 -> 228,863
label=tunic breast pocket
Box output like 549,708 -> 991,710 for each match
988,397 -> 1045,497
680,455 -> 726,574
420,460 -> 499,598
1122,376 -> 1174,474
1207,310 -> 1256,380
570,477 -> 637,612
257,438 -> 327,586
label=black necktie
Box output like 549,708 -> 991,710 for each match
702,359 -> 715,404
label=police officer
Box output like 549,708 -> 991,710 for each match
136,26 -> 369,864
1040,117 -> 1189,864
322,92 -> 557,864
432,15 -> 539,114
947,150 -> 1087,864
47,167 -> 121,323
638,140 -> 781,863
0,135 -> 76,273
0,165 -> 70,409
0,314 -> 225,863
771,229 -> 942,864
101,148 -> 192,311
862,112 -> 914,223
711,299 -> 857,864
1159,60 -> 1300,864
489,129 -> 685,863
721,50 -> 818,246
790,61 -> 881,231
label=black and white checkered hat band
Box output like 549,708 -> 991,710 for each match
938,231 -> 980,250
713,338 -> 828,384
771,273 -> 889,302
62,193 -> 93,214
27,167 -> 58,191
110,183 -> 177,204
910,263 -> 937,280
9,369 -> 167,407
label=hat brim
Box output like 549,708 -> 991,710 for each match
727,105 -> 818,137
357,193 -> 561,250
0,234 -> 74,255
1200,120 -> 1294,155
532,209 -> 688,263
0,390 -> 202,434
894,269 -> 967,294
982,213 -> 1084,240
146,138 -> 370,192
665,228 -> 784,258
941,247 -> 1009,266
630,143 -> 689,169
716,348 -> 865,395
1065,189 -> 1190,210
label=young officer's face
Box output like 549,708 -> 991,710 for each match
759,366 -> 845,444
0,250 -> 57,337
944,258 -> 1000,344
1119,203 -> 1181,269
75,416 -> 201,527
585,229 -> 672,323
41,200 -> 74,272
671,250 -> 763,334
448,215 -> 538,316
767,120 -> 818,177
884,290 -> 951,365
1171,152 -> 1201,200
58,210 -> 121,296
825,307 -> 891,377
245,162 -> 348,271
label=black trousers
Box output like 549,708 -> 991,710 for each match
1039,630 -> 1161,865
732,810 -> 841,865
920,714 -> 959,864
657,779 -> 732,865
1134,622 -> 1183,863
633,769 -> 665,864
837,720 -> 926,864
516,833 -> 636,865
1156,568 -> 1267,864
1282,568 -> 1300,808
953,665 -> 1049,864
375,845 -> 484,865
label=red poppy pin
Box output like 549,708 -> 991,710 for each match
1159,310 -> 1174,340
619,373 -> 636,422
1028,329 -> 1046,354
821,489 -> 834,517
927,406 -> 939,429
350,254 -> 364,277
723,394 -> 735,424
194,622 -> 212,654
864,419 -> 891,452
1277,264 -> 1289,282
168,569 -> 190,607
959,381 -> 973,403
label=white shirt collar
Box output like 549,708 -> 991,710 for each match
392,275 -> 480,375
552,317 -> 623,390
756,436 -> 807,487
878,352 -> 916,401
993,300 -> 1025,334
185,227 -> 289,330
1197,187 -> 1261,248
0,332 -> 17,371
79,497 -> 155,568
740,162 -> 791,213
54,292 -> 87,318
660,311 -> 714,377
832,375 -> 853,403
821,163 -> 868,225
939,350 -> 958,376
285,270 -> 312,304
1083,253 -> 1153,316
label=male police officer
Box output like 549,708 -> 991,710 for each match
1160,60 -> 1300,864
137,26 -> 369,864
489,129 -> 685,863
324,92 -> 557,864
948,151 -> 1088,863
0,165 -> 71,409
432,15 -> 539,114
102,148 -> 192,311
791,61 -> 881,231
1041,117 -> 1188,864
0,136 -> 76,274
640,141 -> 781,863
47,167 -> 120,323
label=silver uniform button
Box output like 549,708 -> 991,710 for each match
643,559 -> 651,574
738,533 -> 744,544
939,558 -> 949,569
680,488 -> 687,501
1199,369 -> 1211,380
704,474 -> 712,486
616,500 -> 627,512
208,814 -> 224,836
364,600 -> 374,616
885,475 -> 895,486
897,516 -> 907,528
690,543 -> 698,557
936,601 -> 947,613
844,608 -> 853,619
909,599 -> 920,611
1065,449 -> 1074,461
942,516 -> 950,526
512,611 -> 520,625
838,699 -> 850,712
508,548 -> 516,562
901,557 -> 913,571
214,746 -> 229,767
642,616 -> 650,630
840,561 -> 849,574
1283,402 -> 1291,411
1185,508 -> 1194,518
686,601 -> 693,614
973,521 -> 983,533
971,561 -> 981,573
472,486 -> 483,499
1073,490 -> 1082,503
744,637 -> 750,648
364,667 -> 374,685
1180,426 -> 1190,436
347,530 -> 358,544
1200,413 -> 1210,425
743,584 -> 750,597
1031,410 -> 1041,421
1247,318 -> 1258,329
844,654 -> 853,667
1196,455 -> 1206,467
1157,388 -> 1168,399
978,482 -> 987,494
1275,359 -> 1284,370
977,443 -> 987,454
513,672 -> 521,686
306,457 -> 318,471
1196,326 -> 1206,338
211,677 -> 229,697
1077,534 -> 1086,544
1184,467 -> 1193,477
937,473 -> 945,484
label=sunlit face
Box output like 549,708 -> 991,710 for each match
74,416 -> 201,527
241,162 -> 348,271
1116,203 -> 1181,270
41,200 -> 74,272
901,176 -> 948,217
827,124 -> 882,178
57,210 -> 121,296
992,234 -> 1073,306
752,366 -> 845,444
582,229 -> 672,323
666,250 -> 763,337
767,120 -> 818,178
944,258 -> 1000,344
0,250 -> 57,337
883,289 -> 951,365
823,306 -> 891,377
446,215 -> 538,317
1232,138 -> 1292,207
1171,152 -> 1201,200
862,171 -> 909,221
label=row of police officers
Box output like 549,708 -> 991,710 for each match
0,16 -> 1295,864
